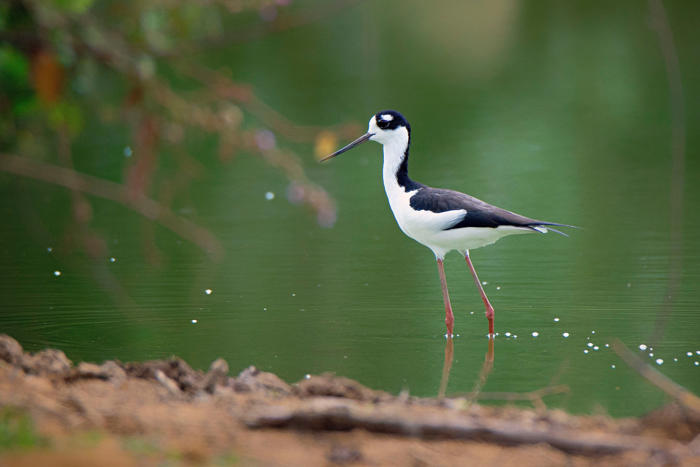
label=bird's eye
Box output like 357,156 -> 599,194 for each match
377,119 -> 390,129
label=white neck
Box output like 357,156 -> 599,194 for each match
379,127 -> 410,192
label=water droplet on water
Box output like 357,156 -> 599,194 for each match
639,344 -> 648,351
265,191 -> 275,200
696,350 -> 700,355
584,349 -> 589,354
496,286 -> 501,290
291,292 -> 296,297
553,317 -> 560,322
593,346 -> 599,351
673,358 -> 678,362
191,319 -> 198,324
587,342 -> 594,348
205,289 -> 212,295
263,307 -> 267,311
694,361 -> 699,366
505,332 -> 511,337
109,257 -> 116,263
687,352 -> 693,357
611,364 -> 616,369
304,374 -> 311,379
482,281 -> 488,285
53,270 -> 61,277
47,247 -> 53,252
591,330 -> 596,334
655,358 -> 663,365
604,344 -> 610,348
562,332 -> 570,338
531,331 -> 539,337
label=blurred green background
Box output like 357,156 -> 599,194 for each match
1,0 -> 698,416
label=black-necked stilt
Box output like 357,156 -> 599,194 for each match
321,110 -> 571,338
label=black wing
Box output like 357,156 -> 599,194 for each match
409,187 -> 561,231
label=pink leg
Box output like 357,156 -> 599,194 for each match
464,251 -> 495,336
436,258 -> 455,336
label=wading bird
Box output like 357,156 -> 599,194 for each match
321,110 -> 571,338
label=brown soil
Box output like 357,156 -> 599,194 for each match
1,335 -> 698,466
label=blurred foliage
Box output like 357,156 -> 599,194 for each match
0,0 -> 355,261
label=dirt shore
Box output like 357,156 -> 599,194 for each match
0,335 -> 698,466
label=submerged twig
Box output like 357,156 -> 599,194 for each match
612,339 -> 700,419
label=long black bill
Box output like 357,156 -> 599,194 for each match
320,133 -> 373,162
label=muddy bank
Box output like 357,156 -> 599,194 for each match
0,335 -> 698,466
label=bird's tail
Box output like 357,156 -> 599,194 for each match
528,222 -> 579,237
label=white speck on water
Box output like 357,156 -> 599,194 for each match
47,247 -> 53,252
291,292 -> 296,297
531,331 -> 539,337
593,346 -> 599,351
109,257 -> 116,263
343,355 -> 348,359
513,335 -> 518,339
553,317 -> 560,322
696,350 -> 700,355
304,374 -> 311,379
587,342 -> 594,348
591,330 -> 596,334
611,364 -> 616,369
687,352 -> 693,357
505,332 -> 511,337
265,191 -> 275,200
673,358 -> 678,362
482,281 -> 488,285
649,353 -> 654,358
496,286 -> 501,290
191,319 -> 198,324
695,361 -> 699,366
470,311 -> 474,315
53,270 -> 61,277
639,344 -> 648,351
204,289 -> 212,295
584,349 -> 589,354
655,358 -> 664,365
123,146 -> 133,157
562,332 -> 570,338
263,307 -> 267,311
626,282 -> 631,288
605,344 -> 610,348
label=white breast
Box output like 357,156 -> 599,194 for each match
380,142 -> 533,259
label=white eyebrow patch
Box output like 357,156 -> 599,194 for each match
380,114 -> 394,121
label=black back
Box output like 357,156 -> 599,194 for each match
409,187 -> 549,230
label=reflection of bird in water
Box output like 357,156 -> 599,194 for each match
438,337 -> 494,399
322,110 -> 572,337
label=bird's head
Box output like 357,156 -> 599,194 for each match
320,110 -> 410,162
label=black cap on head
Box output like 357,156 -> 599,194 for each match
374,110 -> 410,133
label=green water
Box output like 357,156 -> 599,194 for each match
2,1 -> 699,417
